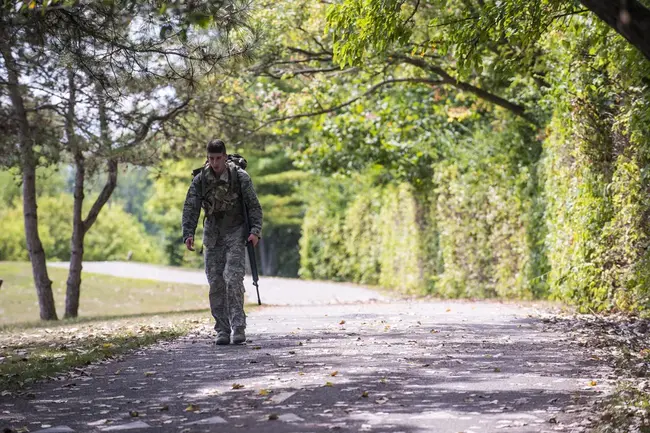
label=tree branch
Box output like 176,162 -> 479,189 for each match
579,0 -> 650,61
126,98 -> 191,148
403,0 -> 421,26
82,85 -> 116,232
395,55 -> 531,120
257,77 -> 444,126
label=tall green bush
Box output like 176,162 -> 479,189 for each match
542,19 -> 650,313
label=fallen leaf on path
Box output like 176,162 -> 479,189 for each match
185,404 -> 200,412
129,410 -> 139,417
339,320 -> 346,325
325,382 -> 334,387
232,383 -> 245,389
590,380 -> 598,386
269,414 -> 279,420
331,371 -> 339,377
362,391 -> 369,398
259,389 -> 270,396
159,405 -> 169,411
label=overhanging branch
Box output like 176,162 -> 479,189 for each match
256,77 -> 444,127
395,54 -> 531,121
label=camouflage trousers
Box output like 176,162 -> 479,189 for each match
203,226 -> 247,333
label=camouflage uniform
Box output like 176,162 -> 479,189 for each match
181,161 -> 263,336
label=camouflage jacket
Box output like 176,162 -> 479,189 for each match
181,161 -> 263,243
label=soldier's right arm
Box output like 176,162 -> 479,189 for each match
181,174 -> 203,243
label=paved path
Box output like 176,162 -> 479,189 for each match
1,300 -> 611,433
48,262 -> 387,306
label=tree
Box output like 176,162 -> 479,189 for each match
0,0 -> 256,319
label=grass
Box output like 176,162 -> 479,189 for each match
0,261 -> 215,326
0,261 -> 256,391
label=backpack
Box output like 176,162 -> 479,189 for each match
191,153 -> 248,179
191,153 -> 248,213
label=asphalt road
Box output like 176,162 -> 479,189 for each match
2,263 -> 612,433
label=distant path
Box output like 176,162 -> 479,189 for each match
48,261 -> 387,306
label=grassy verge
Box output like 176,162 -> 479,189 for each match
0,314 -> 208,391
0,262 -> 257,391
0,262 -> 213,325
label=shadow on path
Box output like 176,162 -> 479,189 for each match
0,302 -> 610,433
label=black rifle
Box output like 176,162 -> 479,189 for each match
241,200 -> 261,305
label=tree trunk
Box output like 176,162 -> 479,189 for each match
0,38 -> 57,320
64,82 -> 118,318
65,152 -> 86,318
580,0 -> 650,61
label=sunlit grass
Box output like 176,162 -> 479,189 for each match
0,261 -> 212,326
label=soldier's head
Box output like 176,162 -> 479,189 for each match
206,139 -> 227,175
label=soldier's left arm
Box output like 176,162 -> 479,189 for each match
238,169 -> 263,237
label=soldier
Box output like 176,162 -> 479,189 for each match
181,139 -> 263,345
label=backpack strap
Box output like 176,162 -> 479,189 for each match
229,162 -> 241,194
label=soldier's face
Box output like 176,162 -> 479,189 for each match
208,152 -> 227,175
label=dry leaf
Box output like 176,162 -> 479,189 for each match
493,367 -> 501,372
325,381 -> 333,387
258,389 -> 270,396
129,410 -> 139,417
144,371 -> 156,377
330,371 -> 339,377
590,380 -> 598,386
159,405 -> 169,411
339,320 -> 346,325
268,413 -> 279,420
185,404 -> 200,412
232,383 -> 245,389
362,391 -> 369,398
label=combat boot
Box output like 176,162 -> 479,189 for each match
215,331 -> 230,345
232,327 -> 246,345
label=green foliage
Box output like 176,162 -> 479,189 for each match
0,167 -> 68,206
0,194 -> 163,263
145,158 -> 204,267
541,18 -> 650,313
326,0 -> 412,67
299,118 -> 547,299
299,175 -> 430,293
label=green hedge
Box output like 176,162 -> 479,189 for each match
299,122 -> 546,299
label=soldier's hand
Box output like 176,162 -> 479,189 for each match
248,234 -> 259,247
185,236 -> 195,251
